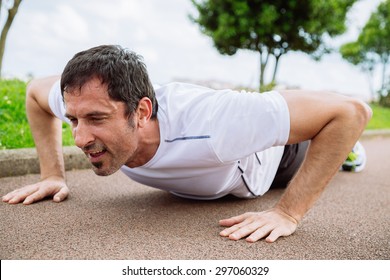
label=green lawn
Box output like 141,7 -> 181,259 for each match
0,79 -> 389,149
366,103 -> 390,130
0,79 -> 74,149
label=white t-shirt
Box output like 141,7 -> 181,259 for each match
49,81 -> 290,200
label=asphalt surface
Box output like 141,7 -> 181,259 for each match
0,136 -> 389,260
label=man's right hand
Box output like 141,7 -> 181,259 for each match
2,76 -> 69,205
2,176 -> 69,205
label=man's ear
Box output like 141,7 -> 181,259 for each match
136,97 -> 153,128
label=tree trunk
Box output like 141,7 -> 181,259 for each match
0,1 -> 3,21
259,50 -> 269,92
272,54 -> 282,83
380,56 -> 389,96
366,71 -> 376,101
0,0 -> 23,78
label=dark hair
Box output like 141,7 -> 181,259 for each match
60,45 -> 158,119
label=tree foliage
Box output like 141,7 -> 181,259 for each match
340,0 -> 390,102
190,0 -> 356,90
0,0 -> 23,78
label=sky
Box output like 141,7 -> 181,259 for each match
1,0 -> 386,100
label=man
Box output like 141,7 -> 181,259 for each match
2,45 -> 372,243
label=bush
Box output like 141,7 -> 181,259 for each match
379,92 -> 390,108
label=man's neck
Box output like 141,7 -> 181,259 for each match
127,118 -> 160,168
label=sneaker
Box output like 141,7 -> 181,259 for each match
341,141 -> 366,172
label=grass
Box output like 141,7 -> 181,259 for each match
0,79 -> 389,149
366,103 -> 390,130
0,79 -> 74,149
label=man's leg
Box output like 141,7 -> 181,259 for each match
270,141 -> 310,189
270,140 -> 367,189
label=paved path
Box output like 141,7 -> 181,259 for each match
0,137 -> 389,259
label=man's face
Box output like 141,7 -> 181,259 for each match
64,77 -> 140,176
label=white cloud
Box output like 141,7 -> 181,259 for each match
1,0 -> 385,99
52,4 -> 90,43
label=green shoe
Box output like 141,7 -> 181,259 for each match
341,141 -> 366,172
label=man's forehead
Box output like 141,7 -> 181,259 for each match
64,77 -> 108,95
64,84 -> 123,117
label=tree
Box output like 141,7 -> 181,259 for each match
340,0 -> 390,102
0,0 -> 22,78
190,0 -> 356,91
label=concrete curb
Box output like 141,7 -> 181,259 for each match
360,129 -> 390,138
1,129 -> 389,178
0,146 -> 90,178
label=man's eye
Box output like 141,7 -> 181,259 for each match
90,118 -> 105,123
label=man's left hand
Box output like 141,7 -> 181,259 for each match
219,208 -> 298,243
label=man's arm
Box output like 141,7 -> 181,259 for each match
220,90 -> 372,242
2,76 -> 69,204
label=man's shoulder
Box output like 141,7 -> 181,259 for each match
154,82 -> 219,111
154,81 -> 215,94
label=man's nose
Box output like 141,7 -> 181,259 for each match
73,123 -> 94,149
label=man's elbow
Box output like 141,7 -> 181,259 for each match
25,83 -> 36,114
346,99 -> 373,131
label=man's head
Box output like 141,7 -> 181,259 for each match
60,44 -> 158,120
61,45 -> 160,176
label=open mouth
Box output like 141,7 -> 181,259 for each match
86,149 -> 107,162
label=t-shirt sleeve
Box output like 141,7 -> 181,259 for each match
48,79 -> 70,124
210,90 -> 290,162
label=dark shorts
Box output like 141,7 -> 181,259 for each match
270,141 -> 310,189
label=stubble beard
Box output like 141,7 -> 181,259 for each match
91,160 -> 121,176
